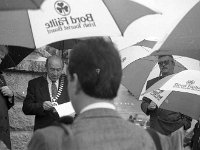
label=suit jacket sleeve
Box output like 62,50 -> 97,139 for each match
22,80 -> 46,116
6,95 -> 14,110
141,96 -> 152,115
0,74 -> 14,110
141,78 -> 159,115
182,114 -> 192,130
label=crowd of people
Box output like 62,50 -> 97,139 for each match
0,38 -> 199,150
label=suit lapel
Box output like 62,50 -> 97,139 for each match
39,76 -> 51,101
38,75 -> 66,103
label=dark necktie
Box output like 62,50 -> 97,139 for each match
51,81 -> 57,98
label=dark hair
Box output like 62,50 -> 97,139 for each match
158,55 -> 174,62
68,38 -> 122,99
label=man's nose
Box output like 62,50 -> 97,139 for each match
53,70 -> 59,75
52,70 -> 57,74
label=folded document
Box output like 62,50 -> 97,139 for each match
54,102 -> 75,117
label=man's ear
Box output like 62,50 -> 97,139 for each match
73,73 -> 82,94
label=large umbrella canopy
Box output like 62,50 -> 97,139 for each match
134,39 -> 157,49
142,70 -> 200,120
0,46 -> 34,70
0,0 -> 44,10
0,0 -> 156,49
111,0 -> 199,51
152,1 -> 200,61
120,46 -> 200,100
102,0 -> 157,34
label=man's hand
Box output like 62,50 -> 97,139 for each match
148,101 -> 157,110
0,86 -> 13,97
43,101 -> 53,110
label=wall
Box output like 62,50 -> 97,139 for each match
5,71 -> 41,150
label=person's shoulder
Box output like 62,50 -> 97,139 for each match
147,77 -> 160,83
146,77 -> 160,89
36,124 -> 71,137
29,76 -> 46,83
29,124 -> 72,150
38,125 -> 65,132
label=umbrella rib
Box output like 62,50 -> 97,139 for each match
26,11 -> 37,48
7,54 -> 16,67
142,47 -> 151,52
30,0 -> 40,8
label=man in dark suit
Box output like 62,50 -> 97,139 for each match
22,55 -> 69,131
141,55 -> 192,135
27,38 -> 185,150
0,46 -> 14,150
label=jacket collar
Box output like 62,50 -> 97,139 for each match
74,108 -> 121,123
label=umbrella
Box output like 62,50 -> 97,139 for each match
120,46 -> 200,100
48,39 -> 79,51
48,39 -> 80,59
134,39 -> 157,49
0,0 -> 157,49
152,1 -> 200,61
102,0 -> 157,34
0,46 -> 34,70
0,0 -> 44,10
141,70 -> 200,120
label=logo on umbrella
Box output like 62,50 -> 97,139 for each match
173,80 -> 200,91
186,80 -> 195,85
150,89 -> 164,101
54,1 -> 71,16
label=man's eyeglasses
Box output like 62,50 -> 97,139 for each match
158,60 -> 171,66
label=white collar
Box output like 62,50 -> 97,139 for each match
47,76 -> 59,85
80,102 -> 116,114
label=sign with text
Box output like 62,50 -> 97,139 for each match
143,89 -> 172,107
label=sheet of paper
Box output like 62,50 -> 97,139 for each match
54,102 -> 75,117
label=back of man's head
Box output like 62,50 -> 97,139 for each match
68,37 -> 122,100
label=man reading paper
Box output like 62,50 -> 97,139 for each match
22,55 -> 70,131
